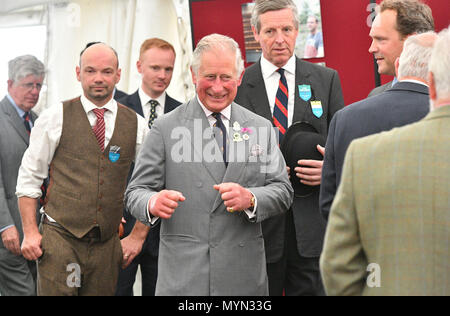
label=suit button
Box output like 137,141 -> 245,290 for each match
196,182 -> 202,188
239,242 -> 245,247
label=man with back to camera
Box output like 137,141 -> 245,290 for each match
116,38 -> 182,296
321,27 -> 450,296
368,0 -> 434,96
235,0 -> 345,296
0,55 -> 45,296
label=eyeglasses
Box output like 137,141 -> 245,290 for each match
20,82 -> 43,91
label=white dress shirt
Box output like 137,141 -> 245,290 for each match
260,54 -> 296,127
16,95 -> 148,199
138,87 -> 166,123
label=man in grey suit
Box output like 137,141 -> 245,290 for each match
125,33 -> 293,296
367,0 -> 434,97
0,55 -> 45,295
320,32 -> 437,220
235,0 -> 344,295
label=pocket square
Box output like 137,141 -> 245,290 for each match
250,144 -> 264,157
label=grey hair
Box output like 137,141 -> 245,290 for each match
428,26 -> 450,100
398,32 -> 436,80
8,55 -> 45,82
251,0 -> 300,34
191,33 -> 244,78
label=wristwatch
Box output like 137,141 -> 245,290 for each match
249,194 -> 255,210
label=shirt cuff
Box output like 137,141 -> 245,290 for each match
243,192 -> 257,220
146,195 -> 160,226
0,225 -> 15,234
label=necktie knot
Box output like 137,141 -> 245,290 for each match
23,112 -> 30,121
93,108 -> 106,119
277,68 -> 285,76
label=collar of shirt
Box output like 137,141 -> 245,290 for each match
7,93 -> 27,118
138,87 -> 166,109
260,54 -> 296,127
260,54 -> 296,80
139,87 -> 166,122
398,79 -> 429,87
81,94 -> 117,116
196,95 -> 231,134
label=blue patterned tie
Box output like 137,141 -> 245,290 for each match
273,68 -> 288,143
212,112 -> 228,167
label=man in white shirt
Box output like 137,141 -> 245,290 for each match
115,38 -> 182,296
235,0 -> 344,295
16,43 -> 148,296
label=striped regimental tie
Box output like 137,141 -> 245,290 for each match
273,68 -> 288,144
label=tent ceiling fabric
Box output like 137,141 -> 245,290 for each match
0,0 -> 67,13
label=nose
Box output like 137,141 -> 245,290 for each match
368,39 -> 377,54
274,30 -> 285,44
210,78 -> 224,92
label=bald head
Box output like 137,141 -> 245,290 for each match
76,43 -> 121,106
79,43 -> 119,69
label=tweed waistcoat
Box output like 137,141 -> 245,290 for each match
44,97 -> 137,241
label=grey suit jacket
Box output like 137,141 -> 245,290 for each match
125,97 -> 293,295
320,82 -> 430,220
0,96 -> 38,247
235,57 -> 344,259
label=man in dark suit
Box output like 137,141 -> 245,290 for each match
320,32 -> 437,220
235,0 -> 344,296
367,0 -> 434,97
0,55 -> 45,295
116,38 -> 181,296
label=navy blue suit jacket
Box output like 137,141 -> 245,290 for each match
320,81 -> 430,220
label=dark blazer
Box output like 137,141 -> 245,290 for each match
118,89 -> 181,256
320,81 -> 430,220
114,88 -> 128,101
235,57 -> 345,260
368,80 -> 394,97
118,89 -> 180,119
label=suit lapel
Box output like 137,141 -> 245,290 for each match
293,58 -> 313,123
184,98 -> 226,184
1,97 -> 30,145
211,104 -> 253,212
245,61 -> 273,121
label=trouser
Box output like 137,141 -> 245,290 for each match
37,222 -> 123,296
115,246 -> 158,296
266,210 -> 325,296
0,247 -> 36,296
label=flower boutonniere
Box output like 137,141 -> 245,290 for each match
232,121 -> 252,142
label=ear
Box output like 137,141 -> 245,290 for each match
428,71 -> 437,101
394,57 -> 400,78
7,79 -> 14,90
237,70 -> 244,87
190,66 -> 197,86
137,60 -> 142,74
115,68 -> 122,84
76,66 -> 81,82
252,25 -> 260,43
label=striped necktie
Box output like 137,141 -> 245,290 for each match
92,108 -> 106,151
23,112 -> 32,135
148,100 -> 159,128
273,68 -> 288,143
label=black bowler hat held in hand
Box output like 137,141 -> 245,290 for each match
280,121 -> 326,198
